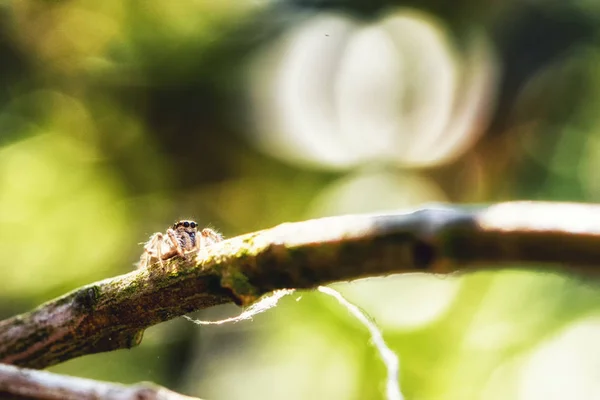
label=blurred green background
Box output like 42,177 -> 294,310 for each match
2,1 -> 600,399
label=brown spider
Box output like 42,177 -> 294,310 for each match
138,220 -> 223,270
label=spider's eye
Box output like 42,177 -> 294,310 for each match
183,221 -> 190,227
190,222 -> 196,228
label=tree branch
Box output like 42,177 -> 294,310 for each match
2,201 -> 600,370
0,362 -> 200,400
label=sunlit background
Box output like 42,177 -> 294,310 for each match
2,1 -> 600,399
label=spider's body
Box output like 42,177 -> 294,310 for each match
172,220 -> 200,253
139,220 -> 222,270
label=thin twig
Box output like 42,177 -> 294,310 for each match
1,201 -> 600,369
0,362 -> 200,400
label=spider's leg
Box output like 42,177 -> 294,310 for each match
193,231 -> 201,252
165,228 -> 184,257
143,232 -> 166,269
156,234 -> 165,270
137,251 -> 150,269
200,228 -> 223,249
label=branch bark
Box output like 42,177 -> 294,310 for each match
1,201 -> 600,370
0,362 -> 200,400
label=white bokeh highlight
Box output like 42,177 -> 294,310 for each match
246,9 -> 498,170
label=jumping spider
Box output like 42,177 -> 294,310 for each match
139,220 -> 223,270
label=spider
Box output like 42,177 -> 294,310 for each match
138,220 -> 223,270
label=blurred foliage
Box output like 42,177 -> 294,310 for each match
2,0 -> 600,399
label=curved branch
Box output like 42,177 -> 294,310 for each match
0,363 -> 200,400
2,201 -> 600,369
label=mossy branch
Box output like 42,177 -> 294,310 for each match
0,363 -> 201,400
2,201 -> 600,369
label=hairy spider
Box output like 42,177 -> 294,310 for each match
138,220 -> 223,270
